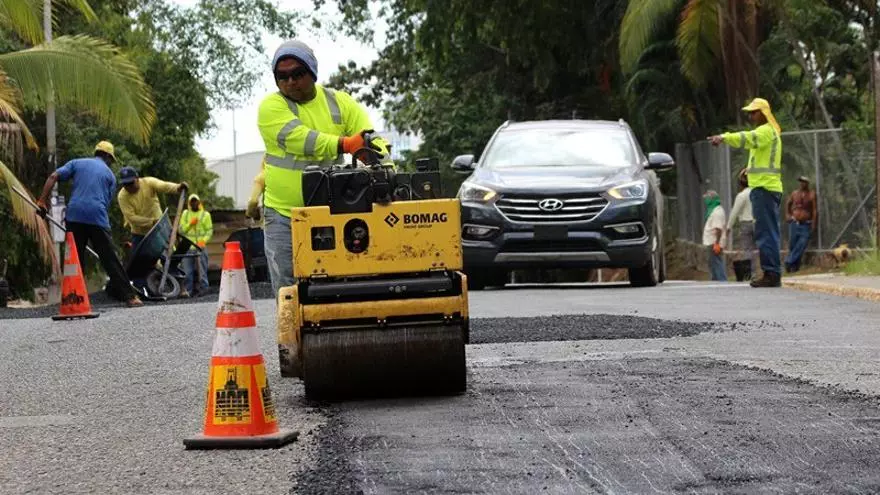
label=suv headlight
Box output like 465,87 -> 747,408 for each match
457,181 -> 497,203
607,180 -> 648,201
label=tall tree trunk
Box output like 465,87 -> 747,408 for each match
719,0 -> 761,126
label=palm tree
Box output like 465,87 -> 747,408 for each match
0,0 -> 156,272
618,0 -> 765,115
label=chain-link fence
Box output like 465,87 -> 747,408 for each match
674,128 -> 877,250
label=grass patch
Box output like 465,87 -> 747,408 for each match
844,250 -> 880,276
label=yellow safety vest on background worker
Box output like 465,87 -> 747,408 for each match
180,194 -> 213,248
257,84 -> 385,218
721,123 -> 783,193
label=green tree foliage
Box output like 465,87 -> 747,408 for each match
320,0 -> 630,194
1,0 -> 297,299
135,0 -> 299,109
0,0 -> 157,276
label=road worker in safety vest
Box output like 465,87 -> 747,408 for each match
708,97 -> 783,288
256,39 -> 392,298
179,193 -> 213,296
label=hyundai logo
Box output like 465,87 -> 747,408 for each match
538,198 -> 564,211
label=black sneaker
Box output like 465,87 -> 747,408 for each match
750,272 -> 781,288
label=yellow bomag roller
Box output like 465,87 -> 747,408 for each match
275,150 -> 469,400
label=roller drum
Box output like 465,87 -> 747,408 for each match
302,323 -> 466,400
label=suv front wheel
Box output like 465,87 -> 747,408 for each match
628,223 -> 661,287
467,268 -> 508,290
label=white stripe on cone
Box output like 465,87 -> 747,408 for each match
216,268 -> 254,314
63,263 -> 79,277
211,326 -> 262,358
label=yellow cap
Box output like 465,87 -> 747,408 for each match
94,140 -> 117,161
741,97 -> 781,134
742,97 -> 770,112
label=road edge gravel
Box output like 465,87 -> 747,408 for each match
783,278 -> 880,303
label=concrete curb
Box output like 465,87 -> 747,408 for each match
782,279 -> 880,303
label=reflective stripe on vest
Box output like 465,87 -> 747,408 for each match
264,153 -> 343,170
746,128 -> 781,175
323,87 -> 342,124
271,87 -> 343,162
264,87 -> 345,214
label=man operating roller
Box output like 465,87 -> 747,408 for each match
256,39 -> 391,298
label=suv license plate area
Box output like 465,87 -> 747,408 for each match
534,225 -> 568,241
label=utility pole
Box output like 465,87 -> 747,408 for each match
43,0 -> 55,174
44,0 -> 62,299
232,108 -> 239,207
43,0 -> 56,193
874,51 -> 880,251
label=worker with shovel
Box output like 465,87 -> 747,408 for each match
116,166 -> 188,292
34,141 -> 143,307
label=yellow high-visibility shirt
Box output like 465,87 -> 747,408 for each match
721,123 -> 783,193
180,195 -> 213,248
117,177 -> 180,235
257,84 -> 389,217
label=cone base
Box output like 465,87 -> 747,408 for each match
183,428 -> 298,450
51,313 -> 100,321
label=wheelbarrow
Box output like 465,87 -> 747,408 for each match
124,208 -> 203,299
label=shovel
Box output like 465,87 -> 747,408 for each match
158,188 -> 187,295
11,185 -> 99,259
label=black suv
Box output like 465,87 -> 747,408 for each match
451,119 -> 674,289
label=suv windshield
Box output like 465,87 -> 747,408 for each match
482,127 -> 637,169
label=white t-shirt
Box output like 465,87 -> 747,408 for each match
726,188 -> 753,230
703,206 -> 727,246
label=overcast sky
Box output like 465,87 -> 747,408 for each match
170,0 -> 385,161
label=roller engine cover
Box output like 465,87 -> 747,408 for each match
300,163 -> 443,213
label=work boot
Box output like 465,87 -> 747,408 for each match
126,295 -> 144,307
750,271 -> 781,288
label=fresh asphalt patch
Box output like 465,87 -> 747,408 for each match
296,357 -> 880,494
469,314 -> 768,343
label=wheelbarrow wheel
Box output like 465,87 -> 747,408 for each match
146,269 -> 181,298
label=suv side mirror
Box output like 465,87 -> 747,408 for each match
646,152 -> 675,171
451,154 -> 476,173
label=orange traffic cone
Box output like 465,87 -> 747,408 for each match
52,232 -> 99,321
183,241 -> 298,449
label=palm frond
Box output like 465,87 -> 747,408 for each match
56,0 -> 96,22
0,160 -> 59,274
0,0 -> 43,45
676,0 -> 723,88
625,68 -> 671,96
0,34 -> 156,145
618,0 -> 682,74
0,69 -> 38,150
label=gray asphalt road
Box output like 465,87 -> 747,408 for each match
2,281 -> 880,494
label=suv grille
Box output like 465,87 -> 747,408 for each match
495,193 -> 608,223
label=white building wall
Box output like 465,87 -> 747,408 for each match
206,151 -> 264,209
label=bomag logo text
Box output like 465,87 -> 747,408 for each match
401,212 -> 448,229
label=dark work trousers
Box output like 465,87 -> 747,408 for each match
749,187 -> 782,276
785,221 -> 812,271
67,221 -> 138,302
